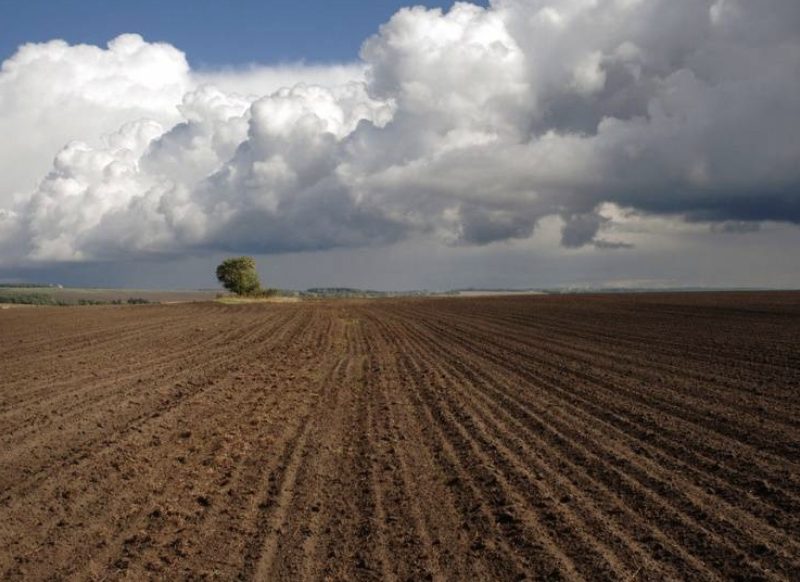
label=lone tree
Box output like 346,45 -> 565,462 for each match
216,256 -> 262,296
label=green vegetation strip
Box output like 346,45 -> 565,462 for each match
0,293 -> 153,306
0,293 -> 65,305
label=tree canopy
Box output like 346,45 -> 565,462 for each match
216,256 -> 262,296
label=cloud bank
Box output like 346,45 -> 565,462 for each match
1,0 -> 799,265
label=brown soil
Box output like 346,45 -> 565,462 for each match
1,293 -> 799,580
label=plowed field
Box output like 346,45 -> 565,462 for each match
1,293 -> 799,580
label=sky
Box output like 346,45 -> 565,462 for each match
0,0 -> 798,290
0,1 -> 476,67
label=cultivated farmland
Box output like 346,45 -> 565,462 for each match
1,293 -> 798,580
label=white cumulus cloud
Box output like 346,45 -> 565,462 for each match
1,0 -> 799,266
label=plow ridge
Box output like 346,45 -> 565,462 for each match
1,292 -> 798,580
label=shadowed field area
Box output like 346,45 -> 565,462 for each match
1,293 -> 799,580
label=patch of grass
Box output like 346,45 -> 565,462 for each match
0,293 -> 67,305
0,293 -> 157,306
216,291 -> 298,304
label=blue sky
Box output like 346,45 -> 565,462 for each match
0,0 -> 479,67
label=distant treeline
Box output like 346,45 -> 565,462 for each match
77,298 -> 153,305
0,283 -> 54,288
301,287 -> 438,298
304,287 -> 383,297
